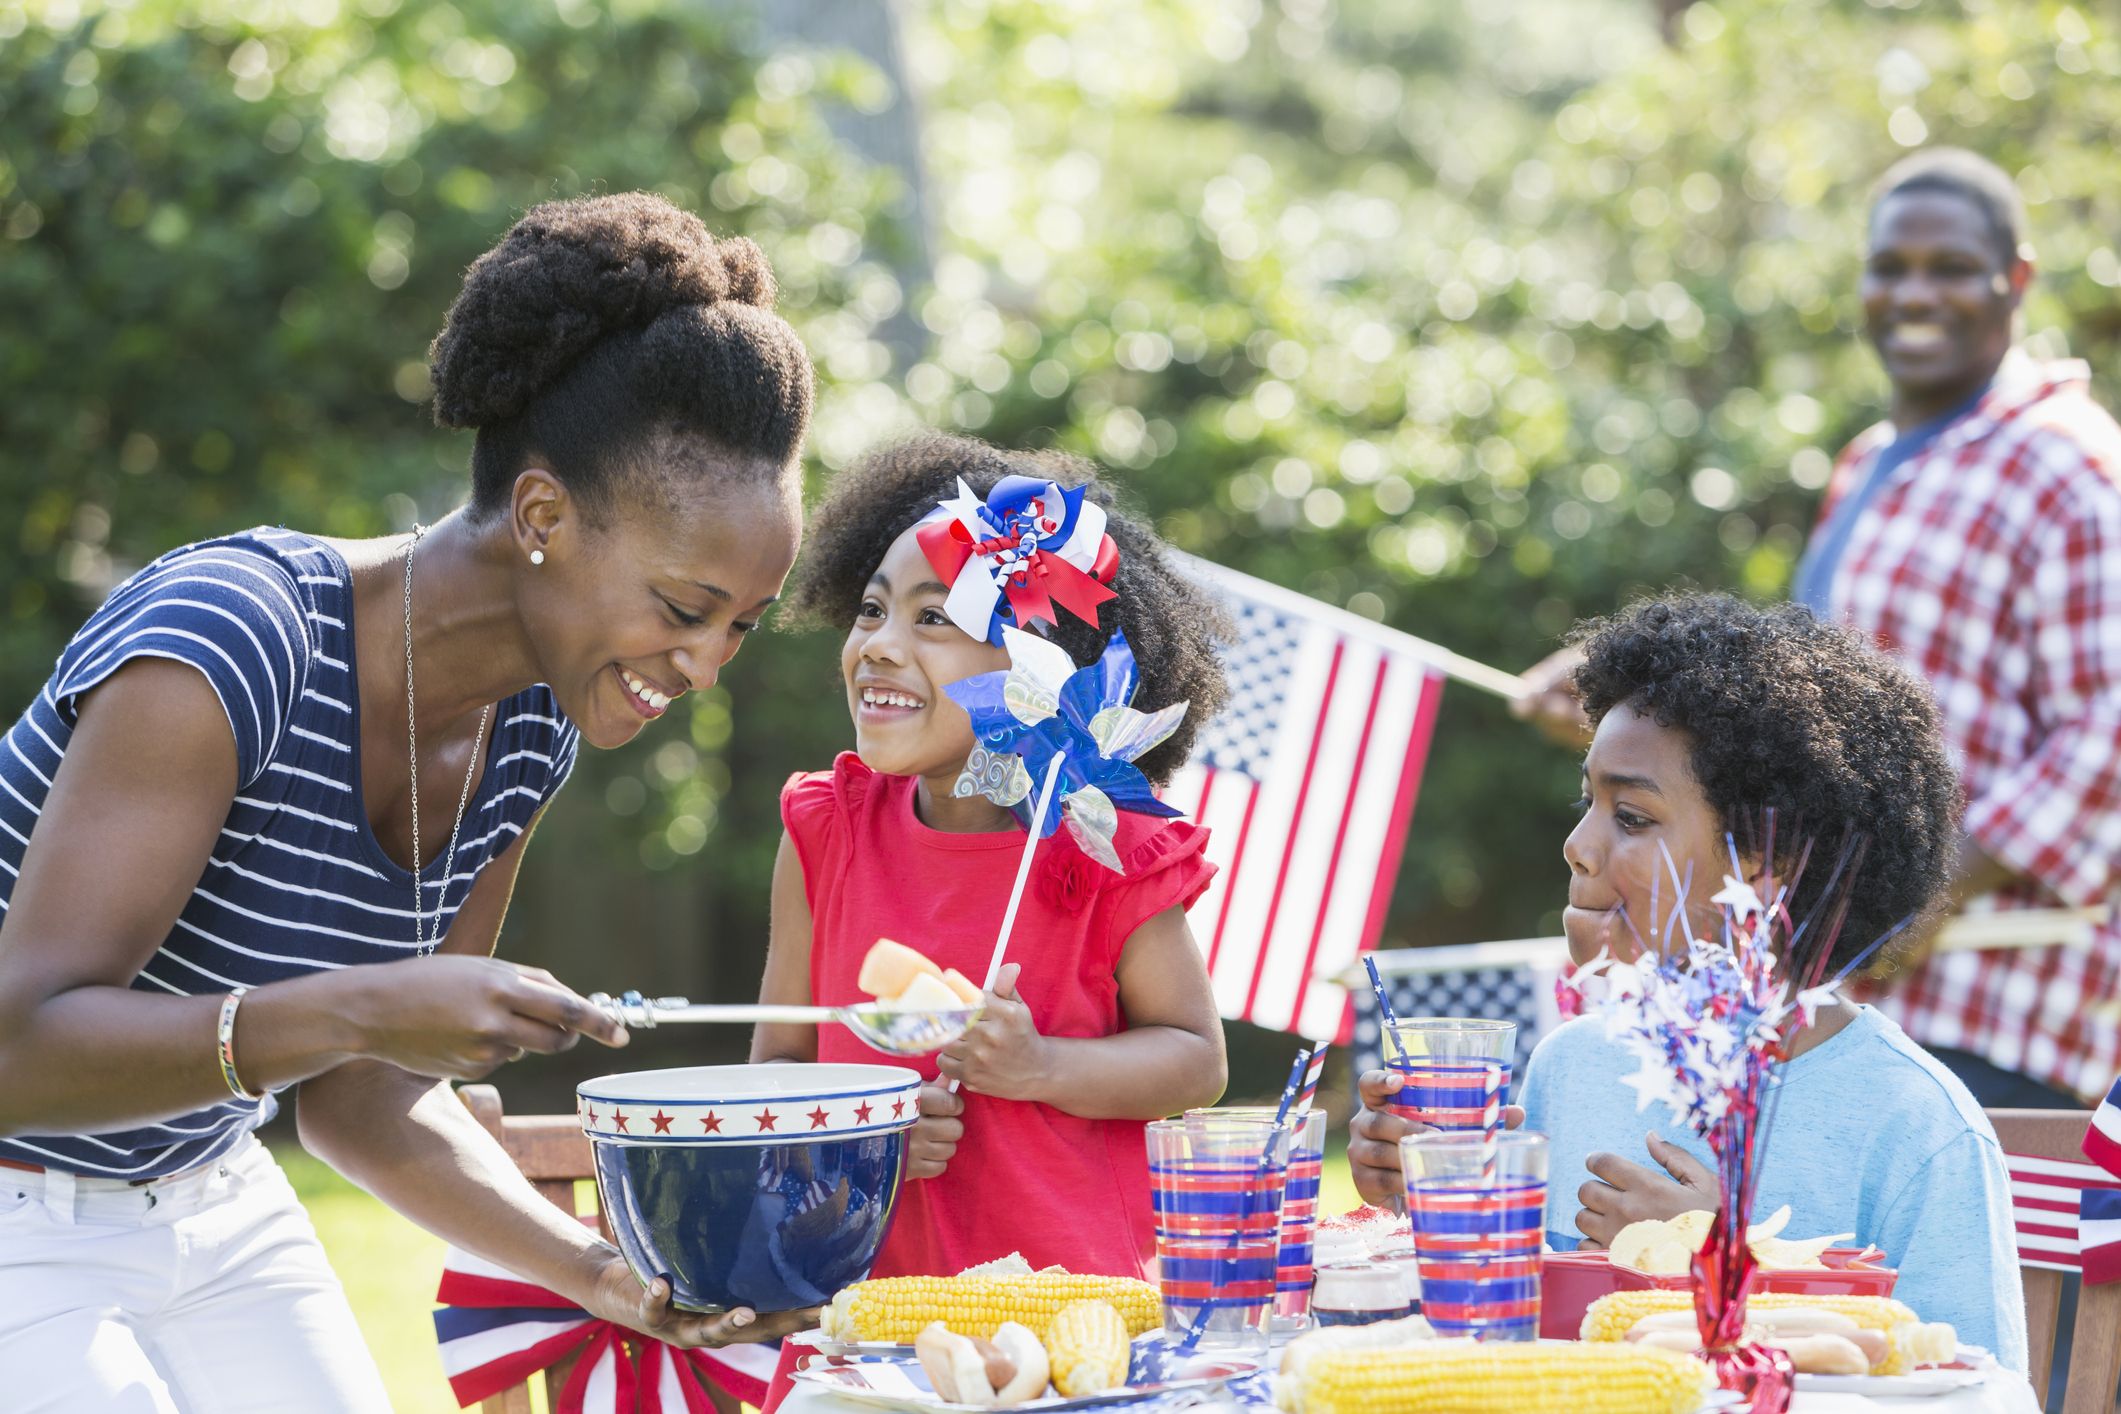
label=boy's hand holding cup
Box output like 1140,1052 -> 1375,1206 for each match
1349,1068 -> 1524,1210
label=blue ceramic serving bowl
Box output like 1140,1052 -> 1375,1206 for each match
577,1063 -> 921,1314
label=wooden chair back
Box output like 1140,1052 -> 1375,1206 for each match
457,1082 -> 605,1414
452,1086 -> 762,1414
1987,1106 -> 2121,1413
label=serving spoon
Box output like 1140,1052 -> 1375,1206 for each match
586,990 -> 980,1058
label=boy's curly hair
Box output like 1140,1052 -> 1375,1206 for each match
786,433 -> 1230,785
428,192 -> 813,521
1571,593 -> 1961,970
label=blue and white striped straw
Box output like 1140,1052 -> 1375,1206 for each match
1296,1044 -> 1327,1111
1362,956 -> 1410,1063
1271,1046 -> 1309,1129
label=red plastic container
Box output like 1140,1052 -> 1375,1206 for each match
1538,1248 -> 1899,1340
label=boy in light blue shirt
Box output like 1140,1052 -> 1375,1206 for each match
1521,1006 -> 2024,1369
1348,595 -> 2028,1371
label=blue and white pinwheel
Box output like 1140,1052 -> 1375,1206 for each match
943,626 -> 1187,872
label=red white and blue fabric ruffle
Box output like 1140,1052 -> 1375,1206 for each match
2081,1075 -> 2121,1285
432,1245 -> 779,1411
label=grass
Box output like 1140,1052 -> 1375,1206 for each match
283,1130 -> 1371,1410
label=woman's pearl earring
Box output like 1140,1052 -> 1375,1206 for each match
530,549 -> 545,566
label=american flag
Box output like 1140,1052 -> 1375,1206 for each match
1162,556 -> 1461,1042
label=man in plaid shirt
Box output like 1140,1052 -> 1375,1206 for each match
1792,149 -> 2121,1107
1520,149 -> 2121,1107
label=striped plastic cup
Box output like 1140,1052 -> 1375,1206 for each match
1146,1115 -> 1292,1356
1398,1130 -> 1548,1342
1185,1105 -> 1327,1331
1382,1018 -> 1516,1133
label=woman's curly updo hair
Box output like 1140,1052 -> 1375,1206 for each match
1571,594 -> 1960,970
428,192 -> 813,522
786,432 -> 1231,786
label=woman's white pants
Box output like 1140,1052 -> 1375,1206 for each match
0,1136 -> 391,1412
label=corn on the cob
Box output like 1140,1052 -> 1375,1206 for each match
821,1272 -> 1161,1344
1579,1291 -> 1952,1375
1046,1300 -> 1130,1397
1274,1316 -> 1436,1413
1292,1340 -> 1713,1414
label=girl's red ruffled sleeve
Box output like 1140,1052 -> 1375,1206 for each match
1093,818 -> 1217,954
779,752 -> 873,910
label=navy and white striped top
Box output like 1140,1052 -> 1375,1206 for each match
0,528 -> 580,1179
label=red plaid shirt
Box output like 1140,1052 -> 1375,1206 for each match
1819,356 -> 2121,1102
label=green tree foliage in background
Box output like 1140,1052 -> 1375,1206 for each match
6,0 -> 2121,1086
873,0 -> 2121,951
0,0 -> 918,1013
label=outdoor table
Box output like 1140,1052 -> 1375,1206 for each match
776,1352 -> 2043,1414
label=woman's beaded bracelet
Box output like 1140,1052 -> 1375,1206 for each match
217,987 -> 266,1102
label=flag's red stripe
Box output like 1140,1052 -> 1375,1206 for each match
1285,655 -> 1389,1031
1188,769 -> 1219,959
1355,669 -> 1445,965
2009,1175 -> 2116,1193
1244,641 -> 1346,1021
1207,779 -> 1260,973
2017,1195 -> 2091,1214
1193,768 -> 1218,836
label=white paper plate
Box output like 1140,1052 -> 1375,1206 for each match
791,1353 -> 1259,1413
1795,1346 -> 1995,1398
788,1329 -> 917,1360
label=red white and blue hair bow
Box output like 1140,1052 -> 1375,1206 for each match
432,1245 -> 777,1412
943,626 -> 1185,871
916,475 -> 1120,645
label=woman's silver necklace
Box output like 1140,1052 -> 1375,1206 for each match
403,524 -> 491,954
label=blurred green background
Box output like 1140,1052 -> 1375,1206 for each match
6,0 -> 2120,1405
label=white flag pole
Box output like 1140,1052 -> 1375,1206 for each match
1173,551 -> 1530,702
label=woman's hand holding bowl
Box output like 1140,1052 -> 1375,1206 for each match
581,1256 -> 820,1347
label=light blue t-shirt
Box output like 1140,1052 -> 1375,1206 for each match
1520,1007 -> 2027,1373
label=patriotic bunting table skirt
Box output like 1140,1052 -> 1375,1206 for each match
433,1245 -> 779,1412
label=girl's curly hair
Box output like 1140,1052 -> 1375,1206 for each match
428,192 -> 813,521
1572,593 -> 1961,970
786,433 -> 1230,785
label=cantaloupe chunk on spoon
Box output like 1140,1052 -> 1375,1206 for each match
859,938 -> 943,999
940,968 -> 983,1006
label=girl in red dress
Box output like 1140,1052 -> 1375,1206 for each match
752,433 -> 1232,1401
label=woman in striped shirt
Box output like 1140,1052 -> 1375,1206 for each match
0,193 -> 816,1410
